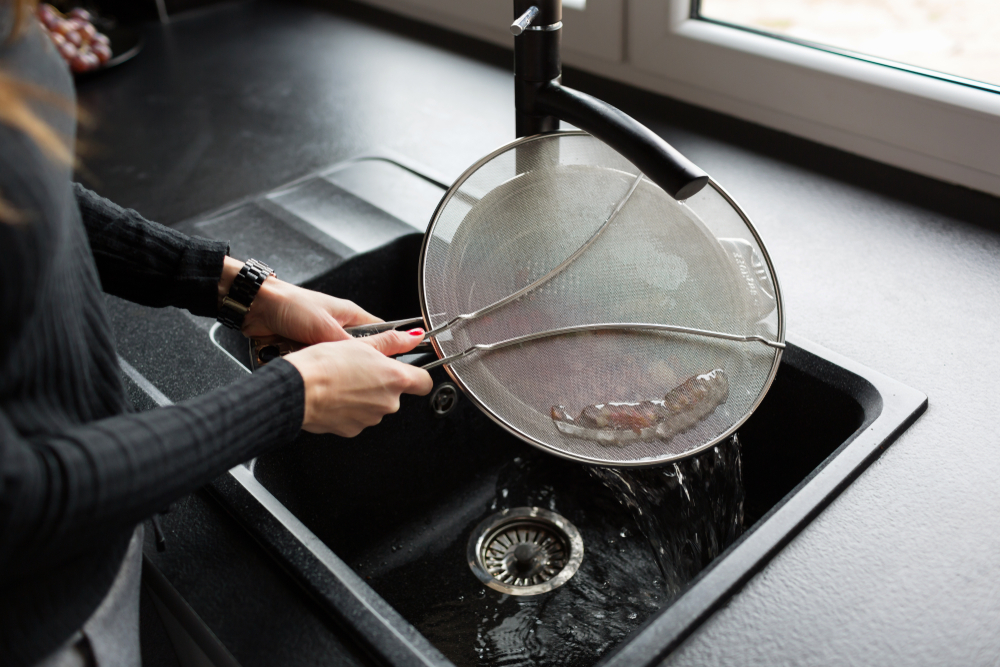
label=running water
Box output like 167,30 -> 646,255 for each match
363,437 -> 745,667
589,434 -> 745,594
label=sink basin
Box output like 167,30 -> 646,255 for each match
167,155 -> 924,667
206,234 -> 924,667
238,337 -> 867,667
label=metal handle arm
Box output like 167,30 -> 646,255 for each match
422,323 -> 785,370
344,316 -> 425,337
421,172 -> 643,342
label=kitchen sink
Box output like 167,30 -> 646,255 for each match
205,236 -> 924,667
163,156 -> 925,667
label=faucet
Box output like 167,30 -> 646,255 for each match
511,0 -> 708,200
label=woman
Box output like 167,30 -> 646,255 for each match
0,2 -> 433,665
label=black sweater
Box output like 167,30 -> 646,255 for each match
0,15 -> 305,666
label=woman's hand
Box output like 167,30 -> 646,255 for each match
284,328 -> 433,437
243,277 -> 381,344
218,257 -> 381,344
218,258 -> 431,436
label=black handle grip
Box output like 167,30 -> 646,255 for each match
533,82 -> 709,200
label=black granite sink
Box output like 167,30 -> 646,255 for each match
204,231 -> 924,667
163,155 -> 924,667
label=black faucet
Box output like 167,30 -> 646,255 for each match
511,0 -> 709,200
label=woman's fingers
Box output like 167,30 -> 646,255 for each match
402,364 -> 434,397
358,328 -> 426,358
359,329 -> 433,395
284,333 -> 433,436
340,304 -> 382,328
243,280 -> 381,344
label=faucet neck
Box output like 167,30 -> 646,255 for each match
513,1 -> 562,137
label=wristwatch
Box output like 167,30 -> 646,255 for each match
217,258 -> 275,331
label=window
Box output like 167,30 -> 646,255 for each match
697,0 -> 1000,91
629,1 -> 1000,196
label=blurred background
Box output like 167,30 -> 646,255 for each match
699,0 -> 1000,87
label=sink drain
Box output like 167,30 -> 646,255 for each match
467,507 -> 583,596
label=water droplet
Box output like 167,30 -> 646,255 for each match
628,612 -> 638,620
501,488 -> 508,498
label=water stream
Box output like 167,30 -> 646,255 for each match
590,434 -> 745,594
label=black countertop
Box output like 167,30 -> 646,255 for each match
76,1 -> 1000,665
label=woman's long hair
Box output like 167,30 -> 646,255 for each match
0,0 -> 74,223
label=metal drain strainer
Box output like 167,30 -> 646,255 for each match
468,507 -> 583,595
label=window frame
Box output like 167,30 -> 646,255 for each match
691,0 -> 1000,98
627,0 -> 1000,196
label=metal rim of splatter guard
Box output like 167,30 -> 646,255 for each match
418,131 -> 785,468
468,507 -> 584,596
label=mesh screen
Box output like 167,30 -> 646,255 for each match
422,133 -> 782,465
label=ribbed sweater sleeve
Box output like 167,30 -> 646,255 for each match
1,16 -> 311,664
0,359 -> 304,578
74,183 -> 228,317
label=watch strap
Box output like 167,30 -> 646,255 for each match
218,258 -> 275,330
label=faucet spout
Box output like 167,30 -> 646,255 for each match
512,0 -> 708,200
532,81 -> 709,200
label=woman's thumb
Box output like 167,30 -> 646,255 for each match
359,328 -> 425,357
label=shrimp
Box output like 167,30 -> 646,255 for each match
551,369 -> 729,445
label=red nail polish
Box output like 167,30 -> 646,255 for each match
407,328 -> 425,336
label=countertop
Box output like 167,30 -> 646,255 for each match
76,1 -> 1000,665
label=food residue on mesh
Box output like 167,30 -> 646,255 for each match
550,369 -> 729,445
